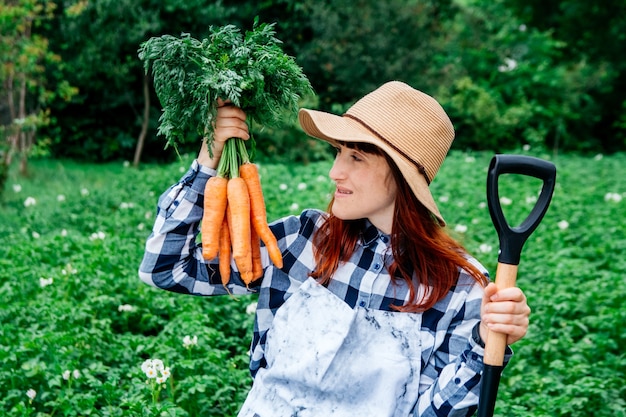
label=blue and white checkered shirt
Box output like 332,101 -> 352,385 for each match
139,160 -> 511,416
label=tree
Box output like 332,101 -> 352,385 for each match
0,0 -> 76,194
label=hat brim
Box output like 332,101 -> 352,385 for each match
299,108 -> 445,225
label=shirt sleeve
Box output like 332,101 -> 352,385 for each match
413,271 -> 513,417
138,160 -> 253,296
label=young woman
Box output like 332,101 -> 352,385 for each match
139,81 -> 530,417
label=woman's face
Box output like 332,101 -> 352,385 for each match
329,144 -> 397,233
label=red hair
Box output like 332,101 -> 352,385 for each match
311,142 -> 487,312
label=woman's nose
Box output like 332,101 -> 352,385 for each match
329,157 -> 345,181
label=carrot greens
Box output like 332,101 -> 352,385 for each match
138,19 -> 314,157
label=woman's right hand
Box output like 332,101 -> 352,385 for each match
198,99 -> 249,168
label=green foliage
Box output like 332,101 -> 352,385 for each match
289,0 -> 451,107
1,151 -> 625,416
25,0 -> 626,162
431,0 -> 605,153
138,20 -> 314,154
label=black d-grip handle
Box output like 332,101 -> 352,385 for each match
487,155 -> 557,265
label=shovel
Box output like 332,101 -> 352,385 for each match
477,154 -> 557,417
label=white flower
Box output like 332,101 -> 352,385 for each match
144,211 -> 152,219
24,197 -> 37,207
604,192 -> 622,203
72,369 -> 80,379
279,183 -> 288,191
13,184 -> 22,193
246,302 -> 258,315
61,264 -> 77,275
522,144 -> 531,151
289,203 -> 299,211
39,277 -> 54,288
26,389 -> 36,400
557,220 -> 570,230
498,58 -> 518,72
151,359 -> 164,371
120,202 -> 135,209
80,188 -> 89,196
519,24 -> 527,32
179,166 -> 185,173
141,358 -> 169,381
123,160 -> 130,167
118,304 -> 134,312
500,197 -> 513,206
137,223 -> 145,231
439,195 -> 449,203
63,370 -> 71,380
141,359 -> 153,374
478,202 -> 487,209
297,182 -> 307,191
60,229 -> 68,237
32,231 -> 40,239
316,175 -> 326,182
478,244 -> 493,253
57,194 -> 66,202
593,154 -> 603,161
454,224 -> 468,233
464,156 -> 475,163
182,335 -> 198,349
90,231 -> 106,240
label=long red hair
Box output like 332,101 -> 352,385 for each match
311,142 -> 487,312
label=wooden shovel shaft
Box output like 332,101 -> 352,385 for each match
484,262 -> 519,366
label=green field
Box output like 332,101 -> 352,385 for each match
1,150 -> 624,416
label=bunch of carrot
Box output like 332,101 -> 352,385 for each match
201,137 -> 283,287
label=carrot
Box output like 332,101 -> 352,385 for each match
201,176 -> 228,260
218,214 -> 231,289
250,220 -> 263,281
240,162 -> 283,268
227,177 -> 253,284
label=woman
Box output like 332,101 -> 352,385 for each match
139,81 -> 530,416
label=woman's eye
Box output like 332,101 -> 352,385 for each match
351,153 -> 363,162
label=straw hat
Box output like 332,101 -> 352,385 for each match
298,81 -> 454,225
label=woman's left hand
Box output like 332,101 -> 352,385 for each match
479,282 -> 531,345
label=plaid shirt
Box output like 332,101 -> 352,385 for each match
139,161 -> 511,417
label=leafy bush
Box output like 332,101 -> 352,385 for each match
1,150 -> 625,416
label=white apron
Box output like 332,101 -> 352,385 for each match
238,277 -> 423,417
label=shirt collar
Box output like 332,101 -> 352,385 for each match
361,220 -> 390,247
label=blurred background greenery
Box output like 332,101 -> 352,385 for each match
2,0 -> 626,177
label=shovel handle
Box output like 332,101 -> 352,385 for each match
483,262 -> 518,366
487,155 -> 557,265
